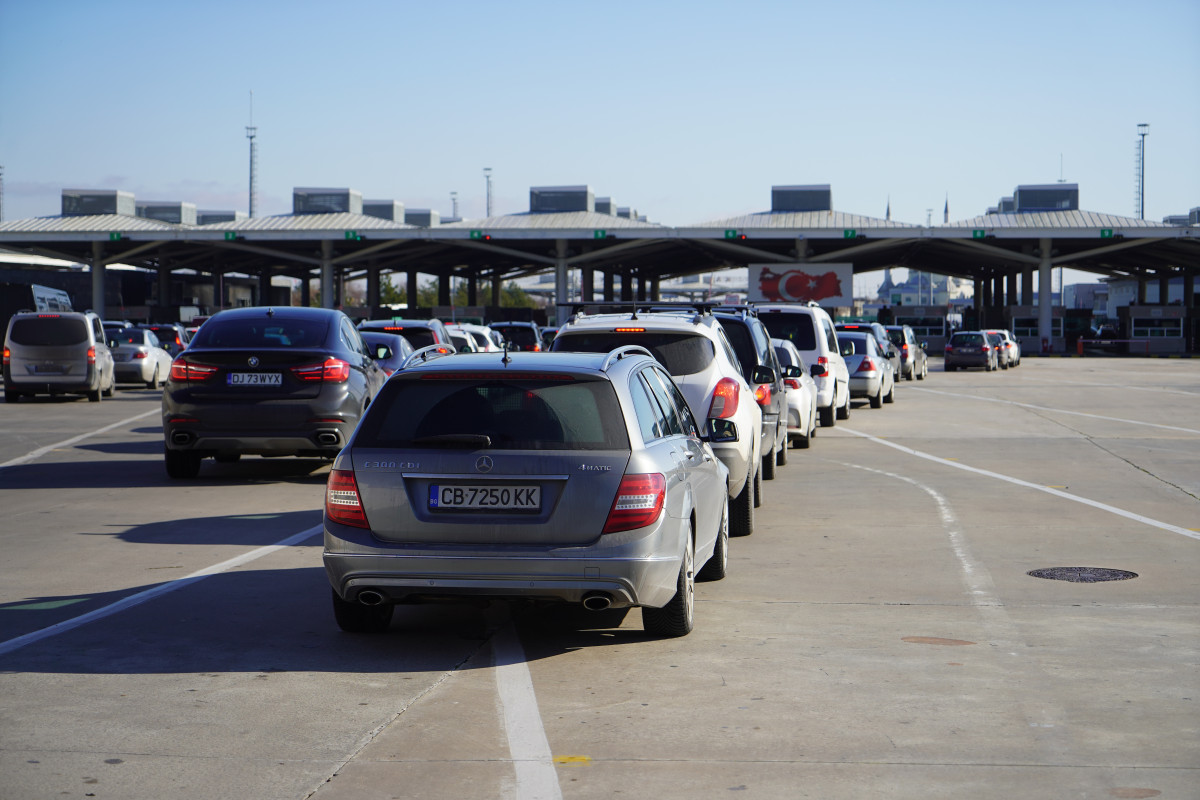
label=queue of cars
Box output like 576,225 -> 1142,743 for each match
3,302 -> 940,637
943,329 -> 1022,371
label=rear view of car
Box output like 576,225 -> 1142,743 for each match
110,327 -> 173,388
489,321 -> 543,351
162,307 -> 387,478
3,310 -> 116,403
755,303 -> 850,427
323,349 -> 730,637
944,331 -> 996,371
359,319 -> 451,350
841,331 -> 896,408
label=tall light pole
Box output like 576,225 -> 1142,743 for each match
1136,123 -> 1149,220
246,91 -> 258,218
450,191 -> 459,219
483,167 -> 493,218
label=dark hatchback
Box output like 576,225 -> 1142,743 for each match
162,306 -> 387,478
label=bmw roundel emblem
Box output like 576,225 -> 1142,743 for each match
247,356 -> 260,367
475,456 -> 493,473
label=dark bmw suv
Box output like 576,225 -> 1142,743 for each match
162,306 -> 387,478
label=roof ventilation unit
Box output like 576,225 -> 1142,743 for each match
530,185 -> 594,213
616,207 -> 637,219
197,210 -> 248,225
1013,184 -> 1078,213
771,185 -> 832,213
595,197 -> 617,215
293,187 -> 363,215
363,200 -> 405,223
62,189 -> 135,217
136,201 -> 197,225
405,209 -> 440,227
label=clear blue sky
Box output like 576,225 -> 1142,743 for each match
2,0 -> 1197,287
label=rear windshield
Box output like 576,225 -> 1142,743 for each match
840,335 -> 871,355
951,333 -> 984,346
357,377 -> 629,451
758,313 -> 817,350
887,330 -> 904,345
552,331 -> 715,376
112,330 -> 152,346
8,316 -> 89,346
191,318 -> 329,348
495,326 -> 538,347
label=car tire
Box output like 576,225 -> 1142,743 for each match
753,463 -> 763,508
332,589 -> 393,634
776,433 -> 788,466
761,447 -> 776,480
102,373 -> 116,397
165,447 -> 202,479
4,388 -> 20,403
819,402 -> 835,427
884,379 -> 896,404
870,385 -> 883,408
146,366 -> 160,390
697,499 -> 729,582
642,534 -> 694,637
87,386 -> 101,402
945,365 -> 956,372
917,361 -> 926,380
836,391 -> 850,420
730,469 -> 754,537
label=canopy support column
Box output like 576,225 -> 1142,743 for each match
91,241 -> 105,319
1038,238 -> 1053,351
320,240 -> 334,309
554,239 -> 569,325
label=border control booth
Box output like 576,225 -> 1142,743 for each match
1116,305 -> 1188,355
1008,305 -> 1065,354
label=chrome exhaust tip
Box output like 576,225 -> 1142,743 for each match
357,590 -> 386,606
171,431 -> 193,445
315,431 -> 340,446
581,592 -> 612,611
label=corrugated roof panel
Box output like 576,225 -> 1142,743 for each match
0,214 -> 184,234
193,212 -> 414,232
690,210 -> 922,229
946,210 -> 1172,229
440,211 -> 665,230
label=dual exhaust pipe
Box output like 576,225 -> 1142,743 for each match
356,589 -> 614,611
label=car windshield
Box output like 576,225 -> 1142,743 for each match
356,377 -> 629,451
758,314 -> 817,350
190,318 -> 329,348
8,316 -> 89,346
553,331 -> 715,376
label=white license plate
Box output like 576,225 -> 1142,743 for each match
228,372 -> 282,386
429,485 -> 541,511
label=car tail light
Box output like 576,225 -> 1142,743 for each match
170,359 -> 218,382
784,378 -> 801,390
615,327 -> 646,333
602,473 -> 665,534
856,357 -> 877,373
707,377 -> 740,419
326,469 -> 370,528
3,347 -> 10,365
292,357 -> 351,382
754,383 -> 772,406
134,351 -> 148,359
87,346 -> 96,364
982,345 -> 991,352
901,344 -> 909,353
944,345 -> 954,354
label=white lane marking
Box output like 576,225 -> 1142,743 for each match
0,409 -> 160,469
493,624 -> 562,800
839,428 -> 1200,542
909,387 -> 1200,434
0,525 -> 322,656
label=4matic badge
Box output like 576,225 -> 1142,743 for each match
578,463 -> 611,472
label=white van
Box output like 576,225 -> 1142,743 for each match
754,303 -> 851,426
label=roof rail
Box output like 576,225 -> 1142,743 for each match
712,304 -> 759,317
600,345 -> 654,372
399,343 -> 457,369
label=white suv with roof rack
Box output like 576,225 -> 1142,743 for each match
551,303 -> 764,537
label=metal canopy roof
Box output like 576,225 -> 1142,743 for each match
0,204 -> 1195,293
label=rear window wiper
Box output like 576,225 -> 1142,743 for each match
411,434 -> 493,448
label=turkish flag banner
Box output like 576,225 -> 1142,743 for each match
748,263 -> 853,305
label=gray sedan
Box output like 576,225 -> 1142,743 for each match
840,331 -> 896,408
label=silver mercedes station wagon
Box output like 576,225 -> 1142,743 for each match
322,346 -> 735,637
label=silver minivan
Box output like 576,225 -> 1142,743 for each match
3,310 -> 116,402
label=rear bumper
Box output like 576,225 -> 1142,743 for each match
324,524 -> 684,609
945,354 -> 990,369
848,375 -> 881,397
5,364 -> 100,395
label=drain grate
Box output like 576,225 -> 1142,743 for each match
1028,567 -> 1138,583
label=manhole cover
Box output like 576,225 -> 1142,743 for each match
1027,567 -> 1138,583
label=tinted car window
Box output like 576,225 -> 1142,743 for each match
356,378 -> 630,451
9,316 -> 89,346
629,375 -> 664,442
759,314 -> 817,350
641,370 -> 684,436
496,326 -> 539,348
646,367 -> 699,437
192,318 -> 330,348
887,329 -> 905,346
553,332 -> 715,376
113,329 -> 154,346
951,333 -> 984,346
719,322 -> 756,383
841,335 -> 872,355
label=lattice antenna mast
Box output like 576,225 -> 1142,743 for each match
1134,123 -> 1149,219
246,91 -> 258,218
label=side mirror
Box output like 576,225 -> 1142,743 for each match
810,363 -> 827,378
375,344 -> 393,360
751,365 -> 776,385
705,418 -> 739,443
920,342 -> 928,351
840,343 -> 855,357
107,339 -> 119,348
783,364 -> 803,379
